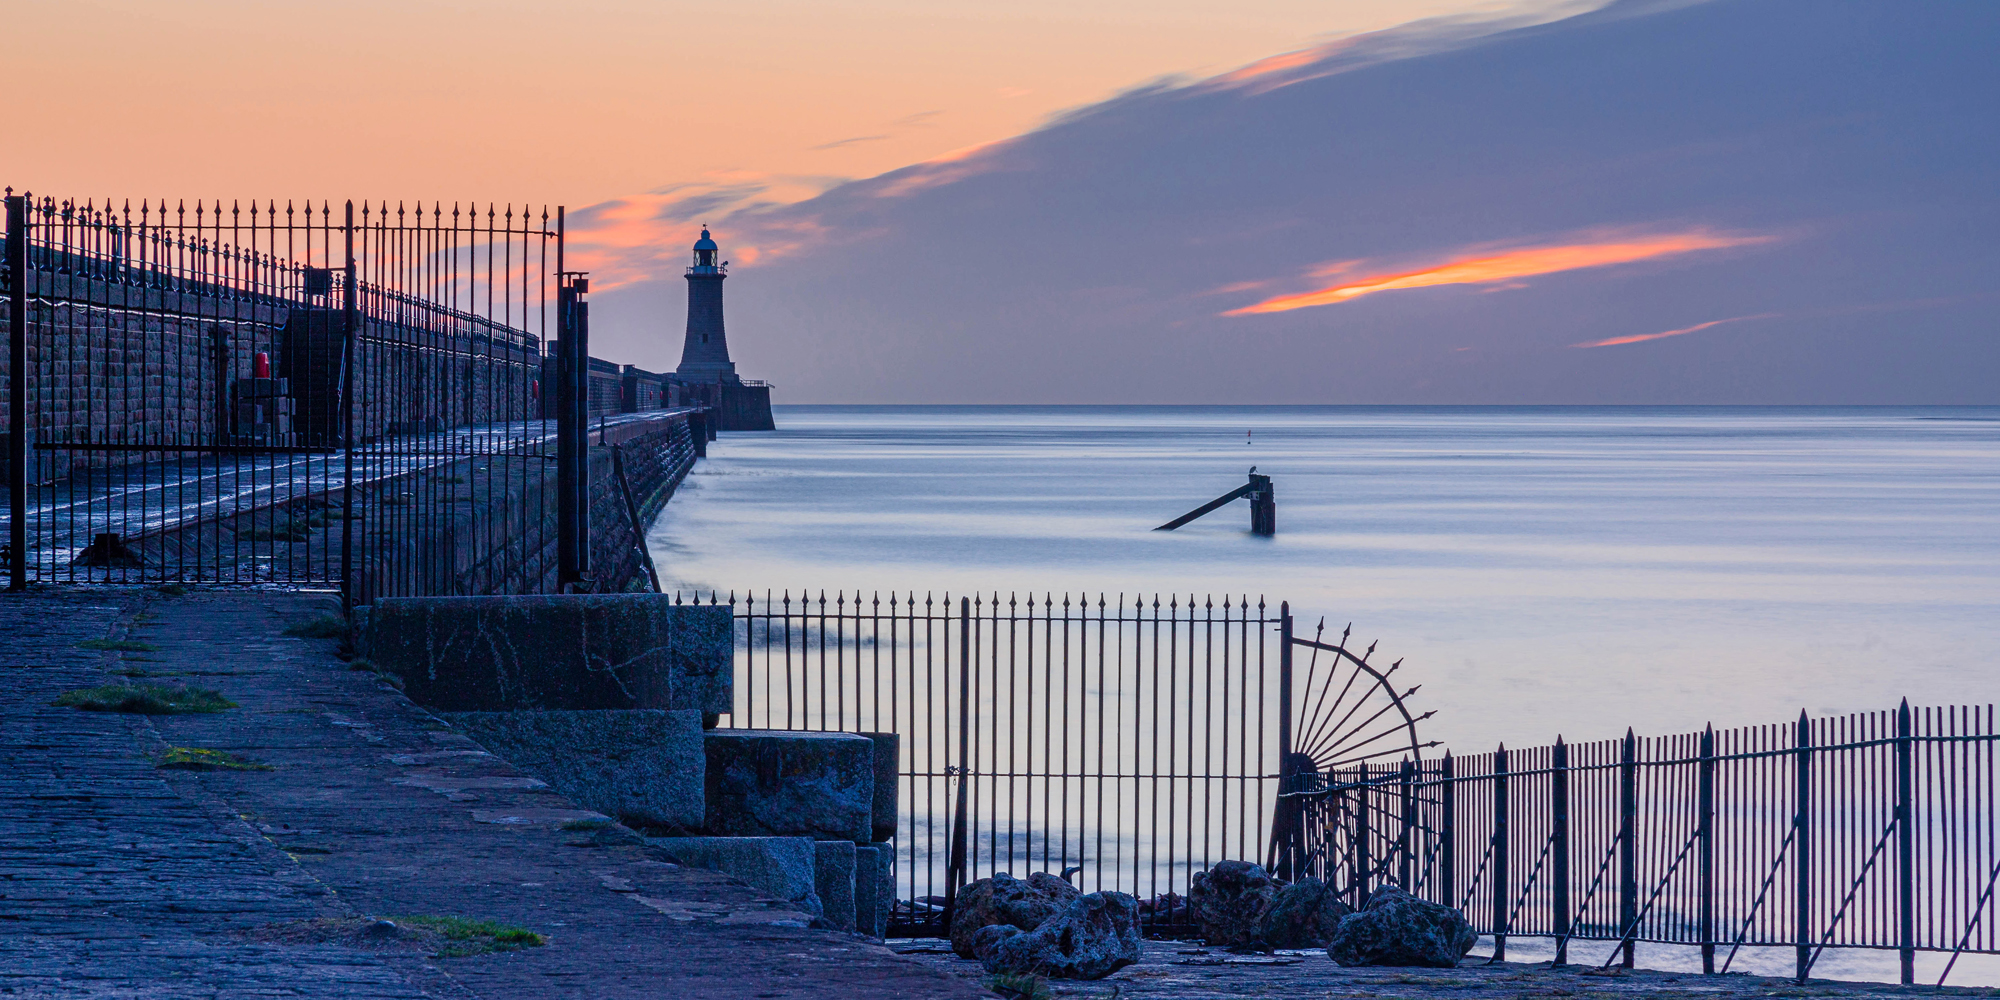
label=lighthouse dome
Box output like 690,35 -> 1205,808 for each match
692,228 -> 718,251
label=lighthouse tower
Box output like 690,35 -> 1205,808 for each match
675,227 -> 739,383
668,226 -> 775,430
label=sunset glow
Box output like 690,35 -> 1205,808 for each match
1573,312 -> 1779,348
1224,230 -> 1772,316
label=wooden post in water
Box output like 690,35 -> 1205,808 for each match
1249,473 -> 1275,536
1156,470 -> 1277,535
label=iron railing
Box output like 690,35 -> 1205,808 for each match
687,590 -> 1289,936
2,190 -> 699,599
1280,703 -> 1999,984
686,589 -> 1995,981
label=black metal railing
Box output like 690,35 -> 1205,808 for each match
680,590 -> 1288,936
683,589 -> 1995,979
1278,703 -> 1999,984
2,189 -> 700,599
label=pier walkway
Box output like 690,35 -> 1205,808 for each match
0,587 -> 980,999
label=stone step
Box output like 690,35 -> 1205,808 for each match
815,841 -> 857,931
361,595 -> 733,716
703,730 -> 877,843
652,836 -> 823,920
443,708 -> 705,830
855,842 -> 893,939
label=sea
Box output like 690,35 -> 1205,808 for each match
649,405 -> 1998,752
646,405 -> 2000,983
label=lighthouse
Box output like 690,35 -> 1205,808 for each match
669,226 -> 776,430
675,227 -> 738,383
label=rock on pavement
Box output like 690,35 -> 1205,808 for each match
948,871 -> 1081,958
1189,860 -> 1279,950
1326,884 -> 1477,968
972,891 -> 1142,980
1258,876 -> 1352,950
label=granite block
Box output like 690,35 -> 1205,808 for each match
815,841 -> 858,932
704,730 -> 875,843
366,595 -> 732,714
652,836 -> 823,917
443,709 -> 704,830
854,843 -> 892,938
858,731 -> 900,842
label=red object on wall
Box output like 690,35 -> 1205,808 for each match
531,379 -> 540,399
253,352 -> 271,379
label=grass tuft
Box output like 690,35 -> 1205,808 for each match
986,973 -> 1052,1000
79,639 -> 159,652
559,817 -> 617,832
53,683 -> 236,714
391,915 -> 546,957
241,521 -> 314,542
157,746 -> 274,771
283,615 -> 347,639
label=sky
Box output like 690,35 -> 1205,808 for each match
0,0 -> 1576,207
7,0 -> 1994,403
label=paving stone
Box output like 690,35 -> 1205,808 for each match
442,708 -> 705,830
0,589 -> 982,999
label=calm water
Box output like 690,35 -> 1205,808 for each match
648,405 -> 2000,983
650,405 -> 1998,751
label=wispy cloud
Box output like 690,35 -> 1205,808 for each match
1224,228 -> 1772,316
870,138 -> 1017,198
1573,312 -> 1779,348
1214,45 -> 1338,86
812,134 -> 891,150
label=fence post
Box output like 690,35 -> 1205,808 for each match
1700,725 -> 1716,974
1620,728 -> 1638,968
1440,753 -> 1456,912
1271,603 -> 1297,878
338,201 -> 357,610
1353,773 -> 1372,909
209,326 -> 232,446
1896,699 -> 1914,985
943,596 -> 974,932
1493,744 -> 1509,961
1795,710 -> 1813,983
1553,737 -> 1570,966
1399,758 -> 1416,892
5,194 -> 25,592
553,209 -> 591,592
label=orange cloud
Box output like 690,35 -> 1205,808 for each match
1216,46 -> 1329,85
872,138 -> 1015,198
1572,312 -> 1779,348
1223,229 -> 1772,316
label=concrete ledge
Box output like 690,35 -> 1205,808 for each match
367,595 -> 732,714
704,730 -> 875,842
815,841 -> 858,932
443,709 -> 704,830
652,836 -> 823,918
